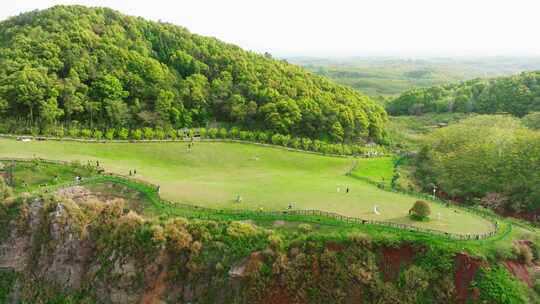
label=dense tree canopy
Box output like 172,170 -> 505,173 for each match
387,72 -> 540,117
0,5 -> 387,143
414,115 -> 540,213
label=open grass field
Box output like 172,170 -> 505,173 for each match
0,138 -> 493,234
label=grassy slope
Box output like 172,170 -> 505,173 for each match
0,138 -> 492,234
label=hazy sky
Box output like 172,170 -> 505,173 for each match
3,0 -> 540,57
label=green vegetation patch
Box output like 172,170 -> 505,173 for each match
0,269 -> 17,303
0,5 -> 386,144
1,160 -> 96,193
0,139 -> 494,234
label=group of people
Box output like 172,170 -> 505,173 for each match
129,169 -> 138,176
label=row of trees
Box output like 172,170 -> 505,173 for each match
387,72 -> 540,117
0,5 -> 387,143
414,115 -> 540,213
3,124 -> 385,156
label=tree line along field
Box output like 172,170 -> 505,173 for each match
0,138 -> 493,234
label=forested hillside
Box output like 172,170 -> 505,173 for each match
0,5 -> 386,143
387,71 -> 540,116
414,115 -> 540,216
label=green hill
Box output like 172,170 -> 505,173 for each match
0,5 -> 386,143
387,71 -> 540,116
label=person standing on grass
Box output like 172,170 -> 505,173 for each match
346,186 -> 349,193
157,185 -> 160,193
129,170 -> 132,176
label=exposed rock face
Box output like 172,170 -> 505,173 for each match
1,199 -> 43,271
454,253 -> 483,304
1,199 -> 534,304
379,245 -> 416,281
503,260 -> 532,287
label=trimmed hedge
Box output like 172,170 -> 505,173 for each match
0,126 -> 387,157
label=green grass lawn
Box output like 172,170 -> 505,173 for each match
0,138 -> 493,234
1,160 -> 95,194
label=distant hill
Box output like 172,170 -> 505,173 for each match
387,71 -> 540,116
0,5 -> 386,143
288,56 -> 540,97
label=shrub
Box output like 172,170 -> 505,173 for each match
491,243 -> 516,260
80,128 -> 92,138
143,127 -> 154,139
188,128 -> 195,138
515,243 -> 534,266
534,279 -> 540,295
298,223 -> 312,233
117,128 -> 129,140
230,127 -> 240,139
268,234 -> 284,250
319,143 -> 330,154
226,221 -> 258,238
312,140 -> 323,152
239,131 -> 249,140
164,221 -> 193,251
400,265 -> 430,302
329,144 -> 342,154
151,225 -> 166,244
301,138 -> 312,150
167,129 -> 177,140
409,200 -> 431,220
105,129 -> 115,140
199,128 -> 207,138
53,126 -> 65,138
131,129 -> 143,140
208,128 -> 218,139
218,128 -> 228,139
0,176 -> 13,201
29,127 -> 39,136
93,129 -> 103,140
290,138 -> 301,149
247,131 -> 257,141
67,127 -> 80,138
155,128 -> 165,140
281,135 -> 291,147
257,132 -> 268,143
522,112 -> 540,130
271,133 -> 282,145
475,266 -> 527,304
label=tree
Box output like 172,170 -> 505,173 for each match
155,89 -> 175,125
0,67 -> 57,124
330,121 -> 344,143
259,98 -> 302,134
409,200 -> 431,220
39,96 -> 64,125
522,112 -> 540,130
91,74 -> 129,126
